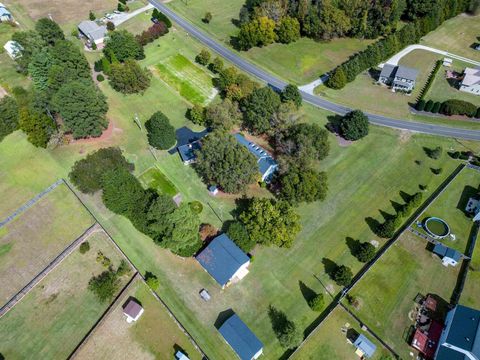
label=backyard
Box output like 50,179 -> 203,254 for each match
291,306 -> 390,360
0,183 -> 94,304
344,231 -> 461,359
0,230 -> 133,359
75,276 -> 203,360
419,166 -> 479,253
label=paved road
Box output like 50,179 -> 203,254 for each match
148,0 -> 480,141
386,44 -> 480,67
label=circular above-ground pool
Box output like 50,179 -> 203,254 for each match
424,217 -> 451,239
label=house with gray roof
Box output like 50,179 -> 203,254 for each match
218,313 -> 263,360
433,243 -> 462,267
234,133 -> 278,182
460,68 -> 480,96
435,305 -> 480,360
78,20 -> 107,46
378,64 -> 419,92
196,234 -> 250,288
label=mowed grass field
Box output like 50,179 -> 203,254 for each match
427,61 -> 480,107
0,183 -> 95,304
291,306 -> 390,360
344,231 -> 461,359
75,276 -> 203,360
420,166 -> 479,253
420,13 -> 480,60
0,230 -> 133,359
139,167 -> 178,197
154,54 -> 216,105
166,0 -> 372,84
461,234 -> 480,309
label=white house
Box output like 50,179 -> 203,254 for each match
123,299 -> 144,323
460,67 -> 480,95
3,40 -> 23,60
378,64 -> 419,92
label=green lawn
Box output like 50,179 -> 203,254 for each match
420,13 -> 480,60
461,235 -> 480,309
166,0 -> 372,84
0,23 -> 31,91
0,184 -> 95,304
344,231 -> 461,359
420,166 -> 479,253
0,230 -> 133,359
75,277 -> 203,360
139,166 -> 178,196
291,306 -> 390,360
154,54 -> 216,105
427,61 -> 480,107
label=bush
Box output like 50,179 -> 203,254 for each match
432,101 -> 441,113
208,57 -> 224,73
136,22 -> 168,46
340,110 -> 369,141
145,272 -> 159,290
152,8 -> 172,28
476,107 -> 480,119
96,74 -> 105,82
202,12 -> 212,23
69,147 -> 134,194
189,201 -> 203,214
109,60 -> 151,94
416,99 -> 426,111
103,30 -> 144,62
106,21 -> 115,31
116,259 -> 131,276
145,111 -> 176,150
0,96 -> 19,142
427,146 -> 442,160
432,167 -> 443,175
94,59 -> 103,72
441,99 -> 477,117
333,265 -> 353,286
227,221 -> 255,252
187,104 -> 206,125
424,99 -> 434,112
79,241 -> 90,254
355,242 -> 376,263
89,11 -> 95,21
88,270 -> 120,302
308,293 -> 324,312
195,49 -> 211,66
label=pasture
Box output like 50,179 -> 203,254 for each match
0,183 -> 94,305
75,277 -> 203,360
0,230 -> 133,359
291,306 -> 389,360
344,231 -> 461,359
154,54 -> 216,105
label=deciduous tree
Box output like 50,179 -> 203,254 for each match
145,111 -> 176,150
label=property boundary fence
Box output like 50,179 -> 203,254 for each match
0,179 -> 64,228
62,180 -> 209,359
289,163 -> 466,359
0,222 -> 100,318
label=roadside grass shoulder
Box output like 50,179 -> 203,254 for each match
75,277 -> 203,360
0,183 -> 95,304
344,231 -> 461,359
0,230 -> 132,359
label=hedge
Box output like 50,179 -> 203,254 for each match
418,60 -> 442,101
441,99 -> 477,117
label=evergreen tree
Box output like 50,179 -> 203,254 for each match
145,111 -> 176,150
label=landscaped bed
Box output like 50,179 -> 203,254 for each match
344,231 -> 461,359
291,306 -> 389,360
0,183 -> 95,305
0,230 -> 133,359
75,277 -> 202,360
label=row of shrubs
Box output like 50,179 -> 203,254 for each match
417,60 -> 442,101
416,99 -> 480,118
449,150 -> 480,167
377,192 -> 424,238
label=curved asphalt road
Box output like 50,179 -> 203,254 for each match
148,0 -> 480,141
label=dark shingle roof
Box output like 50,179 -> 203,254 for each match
219,314 -> 263,360
395,65 -> 419,81
442,305 -> 480,354
435,346 -> 468,360
196,234 -> 249,287
123,299 -> 143,318
353,334 -> 377,358
433,243 -> 461,261
379,64 -> 397,79
177,141 -> 201,163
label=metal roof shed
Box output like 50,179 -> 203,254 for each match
219,313 -> 263,360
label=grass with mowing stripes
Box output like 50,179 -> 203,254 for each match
139,167 -> 178,196
75,277 -> 203,360
0,183 -> 95,305
344,231 -> 461,359
0,230 -> 133,359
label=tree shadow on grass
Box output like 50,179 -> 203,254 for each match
173,344 -> 189,359
321,257 -> 338,279
298,281 -> 317,305
346,237 -> 361,256
326,114 -> 342,134
457,185 -> 477,216
365,217 -> 381,234
268,305 -> 289,336
399,190 -> 412,203
390,200 -> 404,213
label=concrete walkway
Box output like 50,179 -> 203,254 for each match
385,44 -> 480,67
112,4 -> 153,26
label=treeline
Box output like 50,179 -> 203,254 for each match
327,0 -> 474,89
69,147 -> 203,257
377,192 -> 423,238
1,18 -> 108,144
